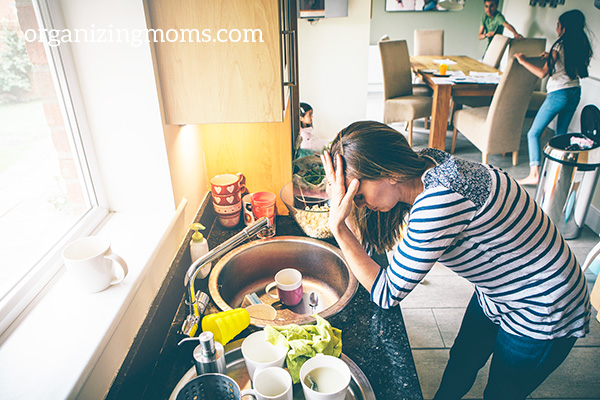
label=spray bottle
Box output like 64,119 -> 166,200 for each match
190,223 -> 211,278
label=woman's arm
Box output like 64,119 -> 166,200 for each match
514,51 -> 553,80
321,151 -> 380,292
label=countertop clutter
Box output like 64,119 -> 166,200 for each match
107,201 -> 423,400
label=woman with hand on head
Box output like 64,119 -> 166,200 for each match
514,9 -> 592,186
322,120 -> 589,400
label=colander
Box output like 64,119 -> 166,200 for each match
176,373 -> 254,400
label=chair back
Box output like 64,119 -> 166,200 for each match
508,38 -> 546,58
378,39 -> 413,100
414,29 -> 444,56
485,57 -> 544,150
508,38 -> 547,90
482,34 -> 510,68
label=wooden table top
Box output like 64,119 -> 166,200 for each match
410,55 -> 501,77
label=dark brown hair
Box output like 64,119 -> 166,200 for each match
548,9 -> 593,80
330,121 -> 433,253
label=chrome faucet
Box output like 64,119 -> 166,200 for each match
182,216 -> 271,337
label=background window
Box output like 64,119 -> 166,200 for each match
0,0 -> 104,333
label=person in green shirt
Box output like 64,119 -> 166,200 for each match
478,0 -> 523,47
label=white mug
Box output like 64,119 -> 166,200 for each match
299,354 -> 351,400
241,330 -> 288,380
241,367 -> 293,400
62,236 -> 128,293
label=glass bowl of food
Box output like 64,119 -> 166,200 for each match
280,181 -> 332,239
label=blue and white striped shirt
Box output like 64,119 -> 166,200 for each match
371,149 -> 590,340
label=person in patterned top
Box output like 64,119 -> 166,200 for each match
321,120 -> 589,400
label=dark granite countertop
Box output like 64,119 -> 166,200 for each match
107,200 -> 423,400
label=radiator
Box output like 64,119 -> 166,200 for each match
549,76 -> 600,133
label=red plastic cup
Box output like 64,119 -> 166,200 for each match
251,192 -> 276,238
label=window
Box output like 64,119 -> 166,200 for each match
0,0 -> 106,334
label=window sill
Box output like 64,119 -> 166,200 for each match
0,207 -> 182,399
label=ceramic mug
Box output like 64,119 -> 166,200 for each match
210,172 -> 245,195
212,201 -> 242,215
299,354 -> 351,400
62,236 -> 128,293
266,268 -> 303,306
213,191 -> 242,205
244,367 -> 293,400
217,213 -> 241,228
242,194 -> 256,226
241,330 -> 288,380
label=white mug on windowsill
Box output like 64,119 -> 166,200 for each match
62,236 -> 128,293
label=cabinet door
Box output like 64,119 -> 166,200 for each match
147,0 -> 284,124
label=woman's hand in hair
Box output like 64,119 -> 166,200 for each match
321,151 -> 360,235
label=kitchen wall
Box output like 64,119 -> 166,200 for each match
56,0 -> 208,396
60,0 -> 210,223
297,0 -> 371,141
59,0 -> 176,214
370,0 -> 488,59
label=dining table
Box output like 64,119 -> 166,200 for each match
410,55 -> 502,150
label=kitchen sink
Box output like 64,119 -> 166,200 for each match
208,236 -> 358,327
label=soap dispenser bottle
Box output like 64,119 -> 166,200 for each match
193,331 -> 226,375
190,223 -> 211,278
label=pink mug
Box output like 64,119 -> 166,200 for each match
266,268 -> 303,307
210,172 -> 246,196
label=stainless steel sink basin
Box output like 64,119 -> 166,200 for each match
208,236 -> 358,327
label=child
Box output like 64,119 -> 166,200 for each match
515,9 -> 593,185
478,0 -> 523,47
296,102 -> 327,158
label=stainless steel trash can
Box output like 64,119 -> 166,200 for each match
535,133 -> 600,239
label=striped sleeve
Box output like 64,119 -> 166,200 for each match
370,187 -> 477,308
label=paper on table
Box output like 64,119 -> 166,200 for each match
431,77 -> 454,85
433,59 -> 457,65
467,71 -> 501,84
470,72 -> 500,77
451,76 -> 479,83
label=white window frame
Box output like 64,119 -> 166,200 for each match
0,0 -> 108,338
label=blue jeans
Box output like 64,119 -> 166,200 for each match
433,294 -> 577,400
526,86 -> 581,166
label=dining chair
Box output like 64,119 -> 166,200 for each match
414,29 -> 444,56
380,34 -> 432,98
450,34 -> 514,116
509,38 -> 548,117
451,57 -> 543,165
379,39 -> 432,146
482,34 -> 510,68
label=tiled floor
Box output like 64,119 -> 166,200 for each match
365,90 -> 600,399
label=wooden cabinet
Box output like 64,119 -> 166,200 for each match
147,0 -> 297,125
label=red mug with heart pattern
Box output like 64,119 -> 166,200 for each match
210,173 -> 246,196
212,191 -> 242,205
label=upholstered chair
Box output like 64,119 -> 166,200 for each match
451,57 -> 543,165
482,34 -> 510,68
414,29 -> 444,56
509,38 -> 547,116
379,39 -> 432,146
